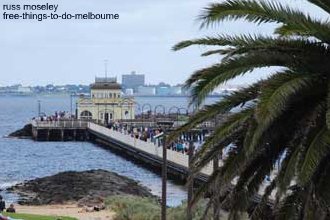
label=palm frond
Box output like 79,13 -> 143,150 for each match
299,127 -> 330,186
168,83 -> 260,143
308,0 -> 330,14
250,177 -> 276,220
188,51 -> 297,106
246,72 -> 315,155
191,108 -> 253,173
174,35 -> 325,56
200,0 -> 330,42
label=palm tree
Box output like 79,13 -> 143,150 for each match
170,0 -> 330,219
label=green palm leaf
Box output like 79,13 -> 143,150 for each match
308,0 -> 330,14
246,72 -> 315,155
168,82 -> 260,143
200,0 -> 330,42
299,127 -> 330,185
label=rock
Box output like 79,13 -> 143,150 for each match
7,169 -> 156,206
8,124 -> 32,138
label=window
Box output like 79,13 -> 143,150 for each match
80,111 -> 92,119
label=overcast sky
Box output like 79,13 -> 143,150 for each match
0,0 -> 327,86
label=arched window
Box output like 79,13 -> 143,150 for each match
80,111 -> 93,119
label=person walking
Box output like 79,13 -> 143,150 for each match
0,196 -> 5,212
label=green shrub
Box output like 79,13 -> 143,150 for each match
106,195 -> 160,220
106,195 -> 213,220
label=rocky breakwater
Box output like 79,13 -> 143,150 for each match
8,124 -> 32,138
7,169 -> 156,206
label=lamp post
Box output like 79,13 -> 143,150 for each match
161,132 -> 167,220
70,92 -> 74,119
76,101 -> 78,119
178,107 -> 189,126
142,103 -> 152,128
159,122 -> 172,220
37,100 -> 41,117
168,106 -> 179,127
187,131 -> 195,220
154,105 -> 166,125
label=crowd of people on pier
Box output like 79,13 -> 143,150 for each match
33,111 -> 74,122
106,121 -> 206,156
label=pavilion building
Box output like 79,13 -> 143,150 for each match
77,77 -> 135,124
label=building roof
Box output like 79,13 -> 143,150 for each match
95,77 -> 117,83
90,82 -> 122,90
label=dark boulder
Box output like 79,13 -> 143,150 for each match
8,124 -> 32,138
7,169 -> 156,206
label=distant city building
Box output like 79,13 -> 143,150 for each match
17,86 -> 32,94
155,82 -> 171,96
77,77 -> 135,124
122,71 -> 145,93
125,88 -> 134,96
137,86 -> 156,96
169,85 -> 182,96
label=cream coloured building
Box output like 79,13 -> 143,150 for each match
78,77 -> 135,124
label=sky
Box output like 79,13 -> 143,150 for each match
0,0 -> 327,86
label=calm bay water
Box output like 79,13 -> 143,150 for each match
0,95 -> 218,206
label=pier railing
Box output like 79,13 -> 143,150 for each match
87,122 -> 214,176
31,120 -> 90,129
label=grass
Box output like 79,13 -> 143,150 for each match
1,212 -> 77,220
106,196 -> 160,220
106,195 -> 214,220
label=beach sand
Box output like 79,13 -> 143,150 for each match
15,204 -> 115,220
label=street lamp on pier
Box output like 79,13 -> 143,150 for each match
142,103 -> 152,127
37,100 -> 41,117
168,106 -> 180,127
159,122 -> 173,220
154,105 -> 166,125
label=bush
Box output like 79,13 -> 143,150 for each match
106,195 -> 160,220
106,195 -> 213,220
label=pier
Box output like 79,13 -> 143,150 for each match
31,119 -> 215,183
31,120 -> 90,141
